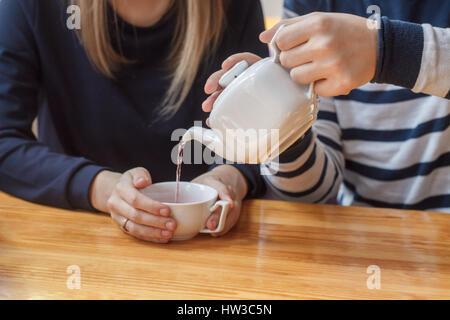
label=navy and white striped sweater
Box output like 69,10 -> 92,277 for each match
262,0 -> 450,212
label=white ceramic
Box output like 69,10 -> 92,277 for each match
140,182 -> 230,241
182,25 -> 318,164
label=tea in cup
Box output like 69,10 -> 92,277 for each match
140,182 -> 230,241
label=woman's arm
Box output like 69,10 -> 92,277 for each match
0,0 -> 109,210
0,1 -> 178,244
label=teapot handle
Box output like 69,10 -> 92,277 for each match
271,24 -> 317,104
270,24 -> 286,64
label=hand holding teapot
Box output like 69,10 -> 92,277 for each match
184,26 -> 318,164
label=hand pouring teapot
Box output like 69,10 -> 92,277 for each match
182,25 -> 318,164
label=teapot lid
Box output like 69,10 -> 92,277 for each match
217,23 -> 317,106
218,60 -> 249,88
218,24 -> 288,89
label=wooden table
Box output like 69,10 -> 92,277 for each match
0,191 -> 449,300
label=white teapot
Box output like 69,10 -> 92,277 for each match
182,25 -> 318,164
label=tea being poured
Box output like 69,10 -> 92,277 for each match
180,24 -> 318,165
175,26 -> 318,202
175,140 -> 187,203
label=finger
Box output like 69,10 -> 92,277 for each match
221,52 -> 262,70
279,42 -> 314,69
126,219 -> 173,241
202,90 -> 222,112
205,182 -> 235,230
206,189 -> 236,231
204,70 -> 227,94
226,185 -> 236,201
290,62 -> 326,85
206,211 -> 220,231
109,199 -> 176,231
275,20 -> 312,51
127,167 -> 152,189
204,52 -> 261,95
111,212 -> 173,241
259,20 -> 287,43
220,186 -> 235,209
207,179 -> 234,206
259,14 -> 309,43
211,201 -> 240,237
204,53 -> 262,95
313,78 -> 347,97
116,178 -> 170,216
110,212 -> 170,243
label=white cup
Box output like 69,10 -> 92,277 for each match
140,182 -> 231,241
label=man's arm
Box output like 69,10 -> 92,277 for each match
372,17 -> 450,99
413,24 -> 449,98
265,1 -> 450,99
262,97 -> 344,203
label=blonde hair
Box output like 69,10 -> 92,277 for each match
72,0 -> 227,118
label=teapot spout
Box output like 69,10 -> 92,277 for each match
182,126 -> 224,157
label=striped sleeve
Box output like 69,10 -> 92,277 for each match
262,97 -> 344,203
373,17 -> 450,99
412,24 -> 450,99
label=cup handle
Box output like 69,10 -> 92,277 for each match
200,200 -> 231,234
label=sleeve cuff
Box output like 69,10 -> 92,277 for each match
67,164 -> 108,211
278,129 -> 313,163
208,162 -> 266,199
208,130 -> 313,199
372,16 -> 424,89
230,163 -> 266,199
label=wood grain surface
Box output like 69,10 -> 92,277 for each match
0,191 -> 449,299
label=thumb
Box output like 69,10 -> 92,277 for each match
204,179 -> 235,209
259,21 -> 284,43
217,186 -> 235,209
129,167 -> 152,189
259,15 -> 306,43
206,211 -> 220,231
